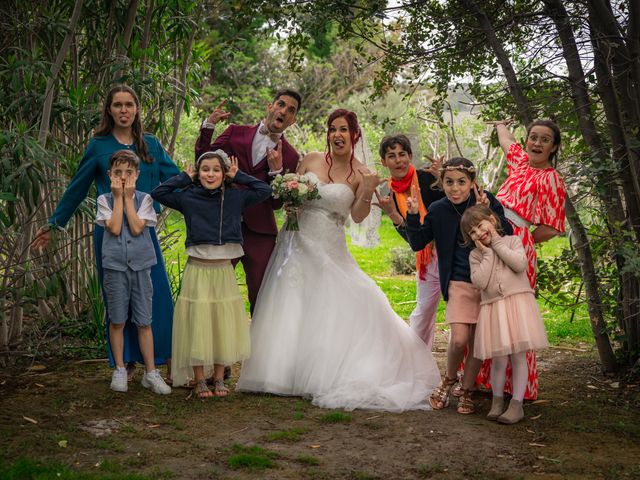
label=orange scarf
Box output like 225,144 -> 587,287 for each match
389,166 -> 433,280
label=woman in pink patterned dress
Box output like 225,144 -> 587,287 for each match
475,119 -> 566,400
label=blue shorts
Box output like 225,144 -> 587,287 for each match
102,268 -> 153,327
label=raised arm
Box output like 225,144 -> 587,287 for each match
150,171 -> 193,212
469,248 -> 494,291
194,101 -> 231,160
493,121 -> 517,156
351,168 -> 381,224
490,235 -> 527,273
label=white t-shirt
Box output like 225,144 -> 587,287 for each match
95,193 -> 157,227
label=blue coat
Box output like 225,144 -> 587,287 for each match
406,191 -> 513,301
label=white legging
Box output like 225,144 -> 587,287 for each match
490,351 -> 528,401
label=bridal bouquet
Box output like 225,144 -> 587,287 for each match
271,172 -> 321,231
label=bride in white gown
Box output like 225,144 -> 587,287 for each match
236,109 -> 441,411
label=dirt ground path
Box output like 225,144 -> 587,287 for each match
1,332 -> 639,479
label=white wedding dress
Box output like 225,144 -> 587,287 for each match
236,173 -> 441,411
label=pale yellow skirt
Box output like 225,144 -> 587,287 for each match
171,259 -> 250,387
474,292 -> 549,360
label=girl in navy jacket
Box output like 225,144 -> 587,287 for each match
405,157 -> 512,415
152,150 -> 271,398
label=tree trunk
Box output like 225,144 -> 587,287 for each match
168,21 -> 198,157
588,0 -> 640,240
115,0 -> 140,80
37,0 -> 84,146
459,0 -> 534,124
139,0 -> 156,79
565,198 -> 618,372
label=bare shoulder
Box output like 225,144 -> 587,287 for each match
298,151 -> 324,174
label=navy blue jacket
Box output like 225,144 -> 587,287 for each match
406,191 -> 513,301
151,171 -> 272,247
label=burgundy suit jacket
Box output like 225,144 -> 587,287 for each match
195,124 -> 300,236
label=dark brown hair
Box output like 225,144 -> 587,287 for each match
379,134 -> 412,158
273,88 -> 302,111
324,108 -> 361,183
526,119 -> 561,163
460,205 -> 504,245
95,85 -> 152,164
108,149 -> 140,171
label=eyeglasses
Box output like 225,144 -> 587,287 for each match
527,134 -> 553,145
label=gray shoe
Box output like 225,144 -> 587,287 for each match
487,396 -> 505,421
142,369 -> 172,395
497,399 -> 524,424
110,368 -> 128,393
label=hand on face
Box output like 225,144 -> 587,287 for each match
124,173 -> 137,197
474,238 -> 488,251
469,218 -> 497,249
110,171 -> 125,196
185,164 -> 196,180
207,100 -> 231,125
406,184 -> 420,214
226,156 -> 239,179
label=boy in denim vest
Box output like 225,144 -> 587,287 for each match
96,150 -> 171,394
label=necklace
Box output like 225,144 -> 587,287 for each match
451,196 -> 471,217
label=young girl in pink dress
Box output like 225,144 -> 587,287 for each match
475,119 -> 566,400
461,205 -> 549,424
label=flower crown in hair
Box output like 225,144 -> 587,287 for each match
196,149 -> 230,167
440,164 -> 476,173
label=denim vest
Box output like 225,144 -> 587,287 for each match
101,191 -> 157,272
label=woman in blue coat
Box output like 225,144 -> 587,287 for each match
33,85 -> 179,378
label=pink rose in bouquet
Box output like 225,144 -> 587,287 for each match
271,173 -> 321,231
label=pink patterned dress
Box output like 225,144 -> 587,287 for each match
476,143 -> 566,400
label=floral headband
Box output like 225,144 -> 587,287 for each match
440,164 -> 476,173
196,149 -> 230,167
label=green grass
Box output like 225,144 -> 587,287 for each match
161,211 -> 592,343
266,427 -> 309,442
0,458 -> 152,480
319,411 -> 352,423
227,444 -> 278,470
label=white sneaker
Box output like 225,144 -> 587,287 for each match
142,369 -> 172,395
110,367 -> 128,392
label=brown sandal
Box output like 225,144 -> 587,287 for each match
456,389 -> 476,414
429,376 -> 457,409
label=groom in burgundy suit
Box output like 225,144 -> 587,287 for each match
195,89 -> 301,312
